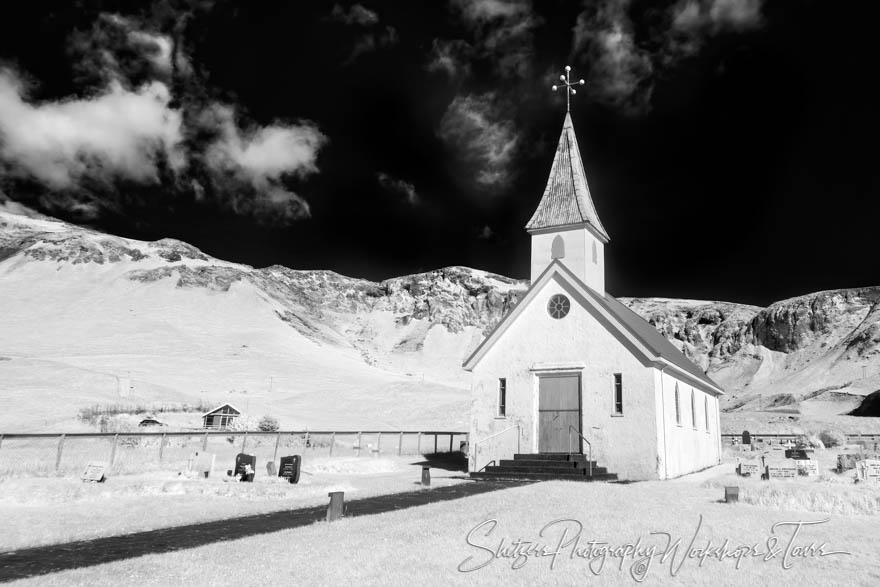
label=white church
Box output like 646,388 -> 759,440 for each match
464,111 -> 723,481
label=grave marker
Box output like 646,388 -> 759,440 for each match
742,430 -> 751,445
81,461 -> 108,483
796,459 -> 819,476
856,459 -> 880,482
785,448 -> 812,460
234,453 -> 256,482
837,454 -> 858,473
278,455 -> 301,484
266,461 -> 276,476
766,463 -> 798,480
737,462 -> 761,477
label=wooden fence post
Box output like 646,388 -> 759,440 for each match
304,431 -> 310,450
398,431 -> 403,456
110,433 -> 119,466
449,434 -> 453,453
434,434 -> 438,454
418,432 -> 422,455
356,432 -> 362,457
55,434 -> 66,471
273,432 -> 281,462
0,434 -> 4,450
159,432 -> 167,463
241,431 -> 248,453
202,432 -> 208,451
377,432 -> 382,455
329,432 -> 335,457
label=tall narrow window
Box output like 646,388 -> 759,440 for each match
613,373 -> 623,414
551,235 -> 565,259
498,378 -> 507,417
691,390 -> 697,429
591,241 -> 598,264
674,383 -> 681,425
704,396 -> 710,433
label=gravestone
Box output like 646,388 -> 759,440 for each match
278,455 -> 301,484
266,461 -> 276,476
856,459 -> 880,482
81,461 -> 108,483
421,466 -> 431,486
234,453 -> 256,482
737,462 -> 761,477
724,486 -> 740,503
796,459 -> 818,476
766,463 -> 798,480
742,430 -> 751,445
193,452 -> 216,478
785,448 -> 812,460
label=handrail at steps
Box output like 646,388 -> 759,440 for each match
471,425 -> 521,472
569,425 -> 592,476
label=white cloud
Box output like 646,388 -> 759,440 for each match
426,39 -> 473,78
376,172 -> 418,205
0,69 -> 184,189
438,93 -> 519,188
672,0 -> 764,33
202,104 -> 327,220
571,0 -> 653,114
449,0 -> 541,78
330,4 -> 379,26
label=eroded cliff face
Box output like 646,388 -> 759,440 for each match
3,206 -> 879,400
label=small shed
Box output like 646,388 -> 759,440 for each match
202,404 -> 241,430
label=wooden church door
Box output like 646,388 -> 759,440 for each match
538,374 -> 581,453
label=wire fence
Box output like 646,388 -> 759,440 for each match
0,430 -> 469,477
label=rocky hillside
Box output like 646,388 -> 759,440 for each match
2,201 -> 879,429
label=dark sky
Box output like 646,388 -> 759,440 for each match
0,0 -> 877,307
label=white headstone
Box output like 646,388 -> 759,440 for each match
738,462 -> 761,477
193,452 -> 216,477
796,459 -> 819,476
766,463 -> 798,480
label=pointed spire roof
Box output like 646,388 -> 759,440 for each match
525,112 -> 609,241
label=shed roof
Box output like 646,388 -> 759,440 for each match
202,403 -> 241,417
525,113 -> 609,241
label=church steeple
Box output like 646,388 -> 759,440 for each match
526,111 -> 609,294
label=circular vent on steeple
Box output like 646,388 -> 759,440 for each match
547,294 -> 570,319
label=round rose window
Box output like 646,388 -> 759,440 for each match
547,294 -> 570,319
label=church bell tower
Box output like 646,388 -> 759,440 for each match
525,110 -> 609,295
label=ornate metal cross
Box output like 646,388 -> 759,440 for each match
551,65 -> 585,113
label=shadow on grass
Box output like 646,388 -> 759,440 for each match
411,451 -> 468,472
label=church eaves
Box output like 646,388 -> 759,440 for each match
525,112 -> 609,241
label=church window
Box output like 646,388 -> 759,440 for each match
551,235 -> 565,259
592,241 -> 598,264
691,390 -> 697,429
498,378 -> 507,417
674,383 -> 681,425
547,294 -> 570,319
613,374 -> 623,414
704,396 -> 710,433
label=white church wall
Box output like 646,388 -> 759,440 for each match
654,369 -> 722,479
470,275 -> 659,480
530,227 -> 605,293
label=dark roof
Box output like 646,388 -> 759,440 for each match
525,113 -> 609,241
601,294 -> 721,391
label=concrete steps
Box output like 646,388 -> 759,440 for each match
471,453 -> 618,482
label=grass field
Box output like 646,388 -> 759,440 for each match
9,469 -> 880,586
3,445 -> 880,585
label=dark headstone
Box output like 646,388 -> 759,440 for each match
327,491 -> 344,521
724,486 -> 740,503
278,455 -> 301,484
785,448 -> 812,460
421,466 -> 431,486
234,453 -> 256,482
742,430 -> 751,445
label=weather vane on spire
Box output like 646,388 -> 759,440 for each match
551,65 -> 584,113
